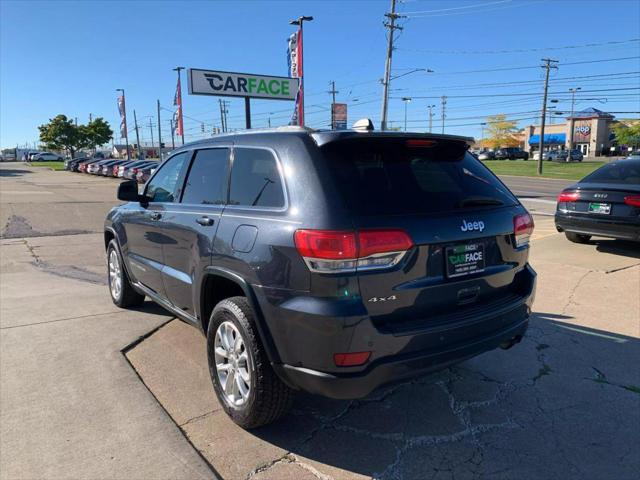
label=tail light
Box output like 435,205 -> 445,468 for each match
557,191 -> 580,203
294,229 -> 413,273
624,195 -> 640,207
334,351 -> 371,367
513,213 -> 534,248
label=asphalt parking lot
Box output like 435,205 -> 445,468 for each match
1,162 -> 639,480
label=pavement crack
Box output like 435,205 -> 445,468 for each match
561,270 -> 592,315
179,409 -> 219,428
587,367 -> 640,395
245,453 -> 334,480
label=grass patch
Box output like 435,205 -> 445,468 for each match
28,161 -> 65,171
482,160 -> 604,180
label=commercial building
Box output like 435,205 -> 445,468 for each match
524,107 -> 615,157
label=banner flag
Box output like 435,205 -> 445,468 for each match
174,76 -> 184,136
117,95 -> 127,138
287,30 -> 303,126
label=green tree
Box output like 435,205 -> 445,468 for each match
611,120 -> 640,148
38,115 -> 82,157
38,115 -> 113,157
485,114 -> 519,149
84,117 -> 113,150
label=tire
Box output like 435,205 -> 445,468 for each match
107,239 -> 145,308
565,232 -> 591,244
207,296 -> 293,429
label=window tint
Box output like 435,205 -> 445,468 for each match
581,161 -> 640,185
322,138 -> 517,216
145,152 -> 189,202
181,148 -> 230,205
229,148 -> 285,208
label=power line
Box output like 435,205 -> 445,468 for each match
398,38 -> 640,55
399,87 -> 640,99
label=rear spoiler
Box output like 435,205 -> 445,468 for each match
311,130 -> 474,148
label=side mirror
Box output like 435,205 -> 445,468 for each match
117,180 -> 142,202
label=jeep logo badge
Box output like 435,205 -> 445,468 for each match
460,220 -> 485,232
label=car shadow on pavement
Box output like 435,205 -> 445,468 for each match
0,168 -> 33,177
247,312 -> 640,479
592,239 -> 640,259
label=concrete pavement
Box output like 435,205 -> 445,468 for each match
0,164 -> 214,479
127,234 -> 640,480
1,162 -> 639,480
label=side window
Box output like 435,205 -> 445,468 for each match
181,148 -> 230,205
145,152 -> 189,203
229,148 -> 285,208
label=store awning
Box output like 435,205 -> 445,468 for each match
528,133 -> 566,145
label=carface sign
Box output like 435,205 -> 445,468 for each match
188,69 -> 299,101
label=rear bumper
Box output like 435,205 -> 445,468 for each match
274,316 -> 528,399
555,213 -> 640,241
263,264 -> 536,399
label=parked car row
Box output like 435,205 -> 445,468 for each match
532,149 -> 584,162
475,148 -> 529,161
65,157 -> 158,183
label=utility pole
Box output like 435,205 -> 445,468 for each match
89,113 -> 92,123
567,87 -> 581,158
328,81 -> 339,129
480,122 -> 487,148
218,100 -> 225,133
157,100 -> 162,160
441,95 -> 447,134
148,118 -> 155,159
173,67 -> 185,145
74,117 -> 78,126
537,58 -> 559,175
133,109 -> 142,159
428,104 -> 435,133
380,0 -> 403,131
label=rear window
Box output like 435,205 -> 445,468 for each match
322,138 -> 518,215
580,161 -> 640,185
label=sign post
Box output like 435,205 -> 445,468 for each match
188,69 -> 299,130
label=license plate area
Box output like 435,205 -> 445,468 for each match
588,202 -> 611,214
446,243 -> 485,278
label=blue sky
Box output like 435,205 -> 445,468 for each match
1,0 -> 639,148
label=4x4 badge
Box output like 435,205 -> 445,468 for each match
368,295 -> 397,303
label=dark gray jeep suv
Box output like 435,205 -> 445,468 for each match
105,126 -> 536,428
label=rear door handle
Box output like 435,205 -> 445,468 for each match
149,212 -> 162,221
196,216 -> 214,226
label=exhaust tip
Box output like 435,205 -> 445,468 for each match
499,335 -> 523,350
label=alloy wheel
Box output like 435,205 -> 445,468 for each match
214,320 -> 251,407
108,249 -> 122,300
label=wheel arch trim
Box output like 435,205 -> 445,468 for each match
201,266 -> 282,365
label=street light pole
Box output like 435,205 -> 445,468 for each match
480,122 -> 487,148
290,15 -> 313,127
401,97 -> 411,131
115,89 -> 130,160
567,87 -> 581,158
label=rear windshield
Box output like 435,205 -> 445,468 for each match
580,161 -> 640,185
322,137 -> 518,215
